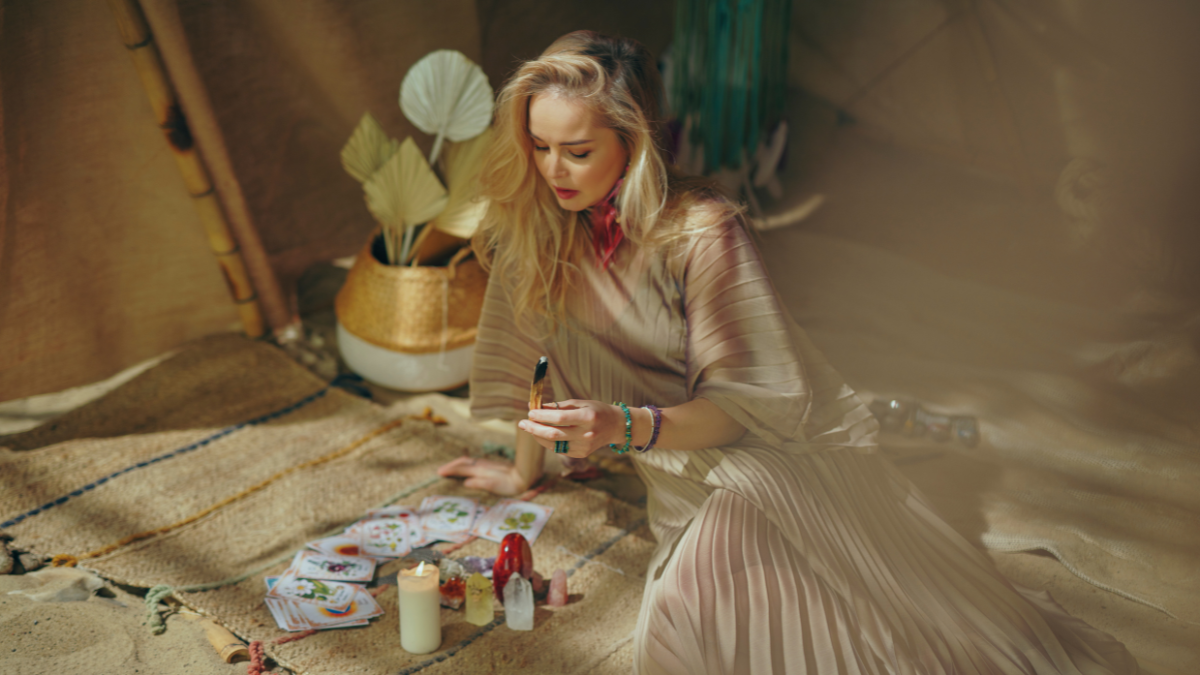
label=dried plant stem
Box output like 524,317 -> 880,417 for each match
406,224 -> 435,266
106,0 -> 265,337
398,223 -> 417,265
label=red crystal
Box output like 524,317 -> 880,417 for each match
440,576 -> 465,609
492,532 -> 533,600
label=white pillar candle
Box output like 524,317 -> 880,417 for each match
398,561 -> 441,654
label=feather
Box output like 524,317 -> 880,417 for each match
363,137 -> 448,264
340,112 -> 400,183
399,50 -> 494,165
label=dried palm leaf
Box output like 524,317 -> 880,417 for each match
429,127 -> 493,240
341,112 -> 400,183
363,137 -> 448,264
399,50 -> 493,165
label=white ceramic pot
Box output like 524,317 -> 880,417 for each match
337,321 -> 473,392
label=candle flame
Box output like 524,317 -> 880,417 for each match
417,561 -> 425,576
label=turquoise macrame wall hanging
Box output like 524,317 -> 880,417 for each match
667,0 -> 791,174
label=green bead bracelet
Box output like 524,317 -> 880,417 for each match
609,402 -> 633,454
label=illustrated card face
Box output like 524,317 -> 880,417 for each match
359,518 -> 411,557
469,503 -> 502,540
264,595 -> 296,631
475,499 -> 554,544
264,577 -> 368,630
365,506 -> 420,521
347,507 -> 424,551
419,496 -> 478,538
295,586 -> 383,628
290,551 -> 376,583
438,502 -> 487,544
306,535 -> 365,558
265,571 -> 356,608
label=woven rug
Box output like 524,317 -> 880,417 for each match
0,334 -> 655,674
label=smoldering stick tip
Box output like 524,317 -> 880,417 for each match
534,356 -> 548,382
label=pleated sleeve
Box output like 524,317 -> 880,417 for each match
468,272 -> 551,422
683,218 -> 812,446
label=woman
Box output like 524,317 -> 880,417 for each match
439,31 -> 1138,675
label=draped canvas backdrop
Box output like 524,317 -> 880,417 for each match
0,0 -> 675,402
2,0 -> 1199,665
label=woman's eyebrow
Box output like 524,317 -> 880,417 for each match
529,133 -> 593,146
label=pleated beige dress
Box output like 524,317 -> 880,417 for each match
469,216 -> 1139,675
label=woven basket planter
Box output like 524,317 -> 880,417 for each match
335,234 -> 487,391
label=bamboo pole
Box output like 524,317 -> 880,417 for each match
106,0 -> 265,338
139,0 -> 295,334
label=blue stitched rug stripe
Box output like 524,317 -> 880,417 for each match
0,387 -> 330,530
392,517 -> 647,675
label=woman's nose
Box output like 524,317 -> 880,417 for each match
547,151 -> 568,177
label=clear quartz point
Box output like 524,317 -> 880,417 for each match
503,575 -> 534,631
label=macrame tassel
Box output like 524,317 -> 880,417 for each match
247,640 -> 267,675
144,584 -> 175,635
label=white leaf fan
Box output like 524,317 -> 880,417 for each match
430,127 -> 493,239
341,112 -> 401,183
363,137 -> 448,264
399,50 -> 493,165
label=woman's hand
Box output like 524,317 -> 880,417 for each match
519,400 -> 629,458
436,456 -> 531,497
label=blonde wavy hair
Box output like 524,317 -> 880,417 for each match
472,31 -> 741,333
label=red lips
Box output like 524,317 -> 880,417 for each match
554,187 -> 579,199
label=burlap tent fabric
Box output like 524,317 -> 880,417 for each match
0,0 -> 485,400
0,0 -> 675,403
0,335 -> 654,674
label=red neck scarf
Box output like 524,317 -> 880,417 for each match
589,171 -> 626,270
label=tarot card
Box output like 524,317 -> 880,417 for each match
469,502 -> 503,540
475,499 -> 554,544
265,596 -> 305,631
359,518 -> 411,557
364,505 -> 420,521
419,495 -> 478,542
290,550 -> 376,583
264,577 -> 368,630
440,502 -> 488,544
347,508 -> 424,548
295,586 -> 383,628
306,535 -> 365,557
264,595 -> 295,631
265,576 -> 311,631
265,570 -> 356,609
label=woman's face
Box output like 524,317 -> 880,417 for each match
528,94 -> 629,212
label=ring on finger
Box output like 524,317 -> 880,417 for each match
554,440 -> 569,454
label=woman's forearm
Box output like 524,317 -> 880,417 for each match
514,425 -> 545,489
628,397 -> 745,452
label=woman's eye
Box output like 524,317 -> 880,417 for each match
534,145 -> 549,152
570,151 -> 591,159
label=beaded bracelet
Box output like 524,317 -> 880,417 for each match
609,402 -> 633,454
634,404 -> 661,453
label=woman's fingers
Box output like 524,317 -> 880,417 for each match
518,419 -> 572,441
463,476 -> 497,492
529,400 -> 593,425
437,456 -> 478,476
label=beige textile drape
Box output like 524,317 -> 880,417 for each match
0,0 -> 483,401
0,0 -> 675,403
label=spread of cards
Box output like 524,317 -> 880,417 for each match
263,495 -> 554,632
